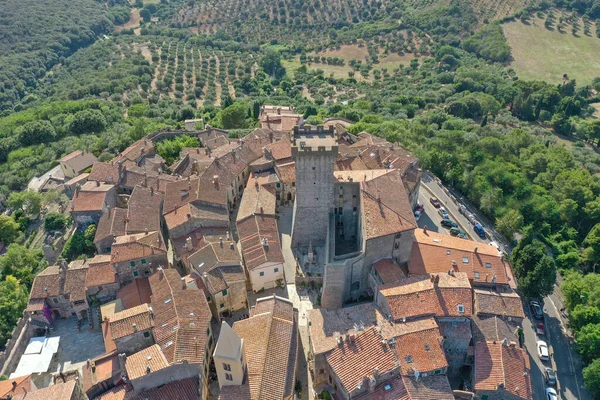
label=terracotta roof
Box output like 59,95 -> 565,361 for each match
86,255 -> 117,287
361,170 -> 417,240
149,269 -> 212,366
265,136 -> 292,162
474,289 -> 525,319
354,376 -> 409,400
64,260 -> 89,302
64,172 -> 90,187
96,377 -> 200,400
409,229 -> 509,285
195,152 -> 246,206
59,150 -> 97,171
120,168 -> 177,193
163,178 -> 198,215
237,215 -> 284,271
335,155 -> 368,171
203,265 -> 245,295
187,240 -> 241,275
334,169 -> 393,183
29,266 -> 62,300
203,135 -> 231,150
88,162 -> 121,184
274,161 -> 295,183
95,208 -> 127,244
164,202 -> 228,232
401,374 -> 455,400
0,374 -> 32,399
82,351 -> 121,396
325,326 -> 398,394
71,187 -> 112,212
110,303 -> 154,339
231,295 -> 297,400
26,298 -> 45,312
125,344 -> 169,380
218,382 -> 252,400
115,139 -> 155,165
378,272 -> 473,320
117,277 -> 152,309
126,185 -> 163,234
393,327 -> 447,375
236,177 -> 277,223
474,341 -> 533,399
260,112 -> 302,132
111,231 -> 167,264
472,315 -> 521,344
373,258 -> 405,285
21,380 -> 77,400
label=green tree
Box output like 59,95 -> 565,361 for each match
0,244 -> 44,289
496,209 -> 523,241
7,190 -> 43,218
219,102 -> 248,129
0,276 -> 28,347
156,135 -> 200,165
512,240 -> 557,298
44,212 -> 68,232
67,109 -> 107,134
15,120 -> 56,146
0,215 -> 20,244
584,358 -> 600,396
576,323 -> 600,363
570,305 -> 600,332
259,49 -> 286,79
61,224 -> 97,262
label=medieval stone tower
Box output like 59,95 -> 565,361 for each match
291,126 -> 338,248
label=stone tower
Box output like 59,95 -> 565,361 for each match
291,126 -> 338,248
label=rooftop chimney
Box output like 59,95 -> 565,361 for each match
132,323 -> 137,332
423,225 -> 427,234
219,237 -> 223,247
158,266 -> 164,275
229,242 -> 234,249
186,237 -> 193,250
181,277 -> 186,290
146,365 -> 151,374
12,381 -> 17,390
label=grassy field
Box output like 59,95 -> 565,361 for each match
503,17 -> 600,84
284,45 -> 415,81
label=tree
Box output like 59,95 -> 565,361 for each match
7,190 -> 43,218
576,323 -> 600,363
219,102 -> 248,129
259,49 -> 286,79
15,120 -> 56,146
0,276 -> 28,347
0,244 -> 45,289
584,358 -> 600,396
496,209 -> 523,241
570,305 -> 600,332
0,215 -> 20,244
68,109 -> 107,134
61,225 -> 97,262
512,240 -> 557,298
44,212 -> 68,232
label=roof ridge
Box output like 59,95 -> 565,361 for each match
361,188 -> 416,229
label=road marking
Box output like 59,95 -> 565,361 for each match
548,296 -> 583,400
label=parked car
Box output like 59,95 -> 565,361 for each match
441,219 -> 457,228
545,387 -> 558,400
530,301 -> 544,320
468,214 -> 478,225
430,197 -> 441,208
458,205 -> 467,215
414,211 -> 421,222
414,204 -> 424,213
545,368 -> 556,386
438,207 -> 449,219
536,322 -> 545,336
473,223 -> 486,239
489,241 -> 502,253
458,232 -> 468,239
537,340 -> 549,361
450,227 -> 466,237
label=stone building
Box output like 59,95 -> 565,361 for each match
110,231 -> 168,284
58,150 -> 97,179
109,303 -> 155,354
70,181 -> 117,227
291,126 -> 338,248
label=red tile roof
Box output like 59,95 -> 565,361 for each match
116,277 -> 152,309
111,232 -> 167,264
88,162 -> 121,184
86,255 -> 117,287
126,185 -> 163,234
361,170 -> 417,240
378,272 -> 473,320
236,177 -> 277,223
64,260 -> 89,302
29,266 -> 63,300
110,303 -> 154,339
274,162 -> 295,183
393,327 -> 447,375
125,344 -> 169,380
401,374 -> 455,400
409,229 -> 509,285
95,376 -> 200,400
373,258 -> 405,285
474,341 -> 533,399
474,289 -> 525,319
325,326 -> 399,395
237,215 -> 284,271
71,184 -> 113,212
0,374 -> 32,399
95,207 -> 127,244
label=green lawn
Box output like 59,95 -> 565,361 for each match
503,17 -> 600,84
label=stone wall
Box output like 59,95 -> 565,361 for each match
0,315 -> 36,376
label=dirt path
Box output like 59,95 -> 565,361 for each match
115,8 -> 141,32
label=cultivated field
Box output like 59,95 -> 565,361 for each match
504,17 -> 600,84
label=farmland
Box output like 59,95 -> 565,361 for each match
504,15 -> 600,84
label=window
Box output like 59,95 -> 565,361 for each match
260,271 -> 265,277
105,247 -> 111,253
130,261 -> 135,267
292,182 -> 295,187
223,363 -> 231,371
274,268 -> 279,273
220,303 -> 225,309
319,369 -> 325,374
474,272 -> 480,279
276,183 -> 281,188
462,257 -> 469,264
338,207 -> 342,214
395,233 -> 402,239
225,373 -> 233,381
353,207 -> 357,212
206,296 -> 211,302
312,167 -> 316,170
133,271 -> 139,277
457,304 -> 465,314
485,262 -> 492,268
434,369 -> 441,375
207,328 -> 211,336
394,242 -> 399,250
481,396 -> 489,400
339,194 -> 343,198
141,259 -> 147,265
143,331 -> 150,338
222,289 -> 228,296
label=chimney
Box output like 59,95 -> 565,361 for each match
146,365 -> 151,374
96,180 -> 100,187
229,242 -> 234,249
181,277 -> 186,290
226,231 -> 230,240
262,238 -> 269,247
118,353 -> 127,372
186,237 -> 193,249
150,186 -> 154,196
474,246 -> 478,253
158,266 -> 164,275
423,225 -> 427,234
509,341 -> 517,348
219,237 -> 223,247
145,228 -> 149,235
12,381 -> 17,390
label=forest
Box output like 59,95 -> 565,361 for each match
2,0 -> 600,393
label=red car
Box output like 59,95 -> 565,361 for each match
430,197 -> 441,208
536,322 -> 545,336
414,204 -> 424,213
